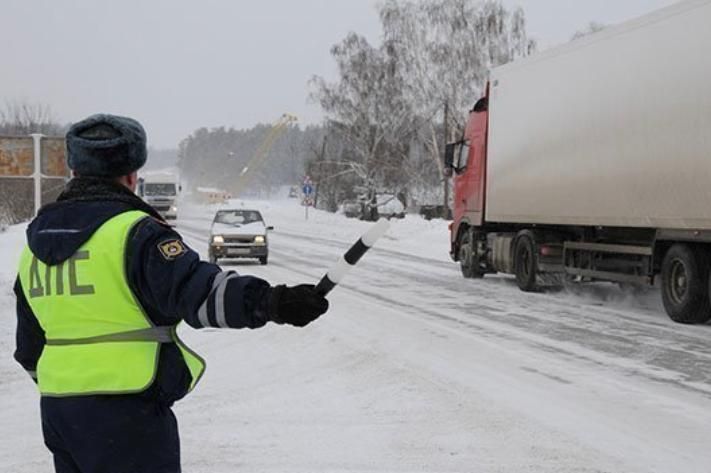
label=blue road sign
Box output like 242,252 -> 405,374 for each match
303,184 -> 313,195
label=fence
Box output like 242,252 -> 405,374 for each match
0,135 -> 68,225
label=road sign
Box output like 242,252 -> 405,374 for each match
303,184 -> 313,196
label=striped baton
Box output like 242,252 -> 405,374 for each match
314,219 -> 391,295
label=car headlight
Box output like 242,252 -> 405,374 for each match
212,235 -> 224,244
254,235 -> 265,245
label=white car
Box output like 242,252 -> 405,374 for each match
208,209 -> 273,265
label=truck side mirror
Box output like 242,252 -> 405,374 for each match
444,143 -> 455,169
454,140 -> 471,174
267,226 -> 274,231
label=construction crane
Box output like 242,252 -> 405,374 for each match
232,113 -> 297,197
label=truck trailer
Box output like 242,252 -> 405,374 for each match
446,0 -> 711,324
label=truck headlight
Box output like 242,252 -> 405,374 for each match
254,235 -> 265,245
212,235 -> 224,245
170,206 -> 177,212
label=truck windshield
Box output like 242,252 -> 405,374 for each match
144,183 -> 176,196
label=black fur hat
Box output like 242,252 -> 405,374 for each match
66,114 -> 147,177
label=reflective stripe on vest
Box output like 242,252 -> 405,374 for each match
18,210 -> 206,396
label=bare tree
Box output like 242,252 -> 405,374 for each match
0,100 -> 65,135
309,0 -> 536,215
380,0 -> 535,171
310,32 -> 422,211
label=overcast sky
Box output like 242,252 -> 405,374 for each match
3,0 -> 677,148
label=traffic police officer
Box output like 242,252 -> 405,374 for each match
13,114 -> 329,473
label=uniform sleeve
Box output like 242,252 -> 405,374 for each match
13,278 -> 45,382
128,218 -> 274,329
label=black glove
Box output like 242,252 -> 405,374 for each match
269,284 -> 329,327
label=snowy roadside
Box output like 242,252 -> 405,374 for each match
3,200 -> 711,472
176,199 -> 711,472
0,200 -> 456,473
0,224 -> 49,472
181,197 -> 453,263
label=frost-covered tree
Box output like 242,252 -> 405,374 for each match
310,0 -> 535,213
380,0 -> 535,173
309,33 -> 420,197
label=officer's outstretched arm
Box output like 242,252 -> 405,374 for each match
129,218 -> 272,329
128,218 -> 328,329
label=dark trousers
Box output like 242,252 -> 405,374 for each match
40,395 -> 181,473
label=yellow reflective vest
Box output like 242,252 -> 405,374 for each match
17,210 -> 205,397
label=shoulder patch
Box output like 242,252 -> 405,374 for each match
158,239 -> 187,261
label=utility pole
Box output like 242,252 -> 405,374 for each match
30,133 -> 44,216
442,100 -> 450,219
313,134 -> 327,210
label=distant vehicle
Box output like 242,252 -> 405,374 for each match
196,187 -> 231,205
376,193 -> 405,220
288,186 -> 299,198
138,172 -> 180,220
341,200 -> 362,219
419,205 -> 451,221
208,209 -> 273,265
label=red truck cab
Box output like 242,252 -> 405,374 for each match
448,94 -> 489,260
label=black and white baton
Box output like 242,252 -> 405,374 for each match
314,219 -> 390,295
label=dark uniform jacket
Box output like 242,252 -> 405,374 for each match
14,178 -> 273,404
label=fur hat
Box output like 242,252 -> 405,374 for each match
66,114 -> 147,177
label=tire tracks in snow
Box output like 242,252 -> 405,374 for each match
265,245 -> 711,399
178,221 -> 711,399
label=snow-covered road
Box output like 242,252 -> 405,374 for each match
2,199 -> 711,472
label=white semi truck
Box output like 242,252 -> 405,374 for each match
446,0 -> 711,324
138,172 -> 180,220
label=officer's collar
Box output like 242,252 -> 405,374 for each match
52,177 -> 164,221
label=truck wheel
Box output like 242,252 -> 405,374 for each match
661,244 -> 711,324
259,256 -> 268,265
458,232 -> 483,279
514,233 -> 539,292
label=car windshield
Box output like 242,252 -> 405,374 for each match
144,183 -> 176,196
214,210 -> 263,225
